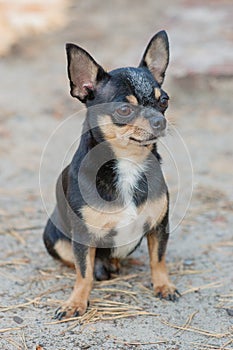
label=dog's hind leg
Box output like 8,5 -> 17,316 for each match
43,211 -> 74,268
94,248 -> 120,281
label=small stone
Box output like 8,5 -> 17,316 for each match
216,232 -> 223,237
226,308 -> 233,317
183,259 -> 194,267
13,316 -> 24,324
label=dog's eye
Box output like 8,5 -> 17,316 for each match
159,97 -> 169,109
116,105 -> 133,117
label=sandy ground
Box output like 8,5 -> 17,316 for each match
0,0 -> 233,349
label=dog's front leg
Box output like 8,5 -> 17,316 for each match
147,215 -> 180,301
55,243 -> 96,320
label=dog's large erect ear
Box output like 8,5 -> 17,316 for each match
66,43 -> 108,102
139,30 -> 169,85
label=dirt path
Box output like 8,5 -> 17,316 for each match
0,1 -> 233,349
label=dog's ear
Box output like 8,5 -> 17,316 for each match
139,30 -> 169,85
66,43 -> 108,102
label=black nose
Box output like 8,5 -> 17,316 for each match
149,116 -> 166,135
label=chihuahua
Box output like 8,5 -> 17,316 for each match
43,30 -> 180,320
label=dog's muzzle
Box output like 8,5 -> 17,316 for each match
149,116 -> 166,137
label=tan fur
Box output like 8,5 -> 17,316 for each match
133,117 -> 153,139
54,240 -> 75,268
144,38 -> 168,84
81,205 -> 119,237
69,50 -> 99,99
99,115 -> 133,142
110,258 -> 121,272
154,87 -> 161,100
147,234 -> 176,298
110,139 -> 152,159
58,247 -> 96,318
126,95 -> 138,105
82,190 -> 167,241
99,115 -> 153,159
140,194 -> 168,230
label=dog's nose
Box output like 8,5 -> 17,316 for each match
149,116 -> 166,135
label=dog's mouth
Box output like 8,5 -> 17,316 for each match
129,136 -> 158,145
129,129 -> 166,145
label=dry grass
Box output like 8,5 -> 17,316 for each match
182,281 -> 224,296
189,340 -> 233,350
4,229 -> 26,245
0,275 -> 159,333
0,252 -> 231,346
215,293 -> 233,314
0,258 -> 30,267
160,318 -> 230,339
203,241 -> 233,251
173,311 -> 199,336
45,298 -> 160,331
0,335 -> 22,349
109,336 -> 168,346
0,327 -> 24,334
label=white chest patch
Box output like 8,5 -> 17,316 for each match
116,158 -> 146,205
112,158 -> 147,258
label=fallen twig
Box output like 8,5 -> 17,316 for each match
161,319 -> 229,339
182,281 -> 223,295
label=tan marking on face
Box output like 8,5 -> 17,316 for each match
126,95 -> 138,105
98,115 -> 153,160
54,240 -> 75,268
110,138 -> 152,160
133,117 -> 153,139
154,87 -> 161,100
99,115 -> 131,140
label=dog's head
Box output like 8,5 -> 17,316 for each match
66,31 -> 169,147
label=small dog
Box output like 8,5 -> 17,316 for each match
43,30 -> 180,320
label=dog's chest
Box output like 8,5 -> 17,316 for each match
81,158 -> 167,258
116,158 -> 145,205
111,159 -> 145,257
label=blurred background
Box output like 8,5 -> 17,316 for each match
1,0 -> 232,231
0,1 -> 232,349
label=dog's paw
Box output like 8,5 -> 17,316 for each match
54,300 -> 88,320
153,282 -> 181,302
